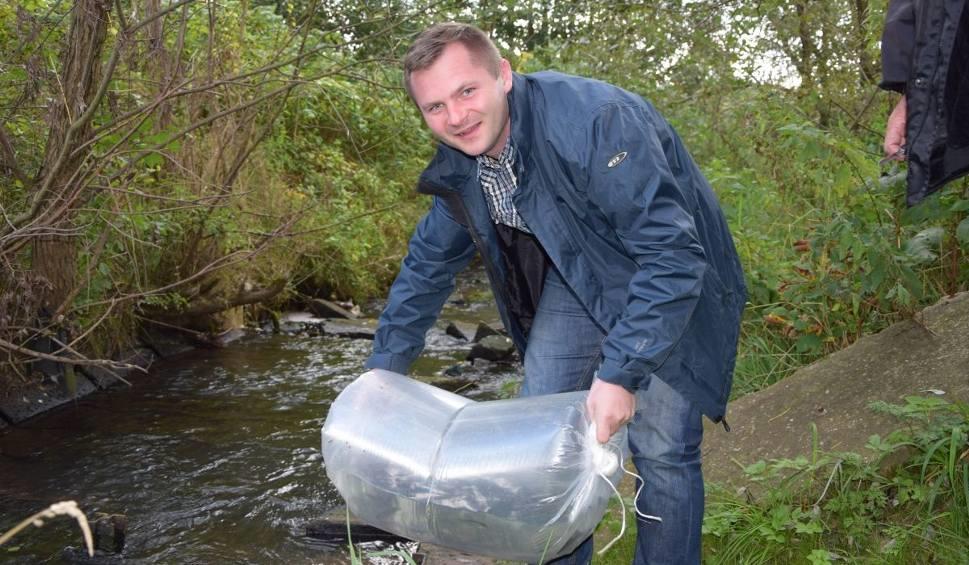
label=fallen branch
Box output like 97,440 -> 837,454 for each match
143,278 -> 287,318
0,335 -> 142,379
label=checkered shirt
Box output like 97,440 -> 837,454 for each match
476,142 -> 531,233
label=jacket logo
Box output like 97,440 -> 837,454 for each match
607,151 -> 628,168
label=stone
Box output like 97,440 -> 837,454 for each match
323,319 -> 377,340
443,364 -> 465,377
80,365 -> 126,389
92,513 -> 127,554
472,322 -> 502,343
444,321 -> 477,341
139,326 -> 195,359
466,334 -> 516,364
308,298 -> 357,320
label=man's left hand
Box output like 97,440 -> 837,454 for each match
586,377 -> 636,443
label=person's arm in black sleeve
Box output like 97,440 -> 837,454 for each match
880,0 -> 916,93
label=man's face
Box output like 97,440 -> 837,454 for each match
410,42 -> 513,158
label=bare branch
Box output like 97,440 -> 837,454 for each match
145,279 -> 286,318
0,123 -> 31,186
0,335 -> 143,376
3,0 -> 198,239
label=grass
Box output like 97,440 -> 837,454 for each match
592,397 -> 969,564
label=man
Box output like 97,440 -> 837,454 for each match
366,22 -> 746,565
881,0 -> 968,205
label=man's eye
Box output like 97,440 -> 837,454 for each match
427,104 -> 443,113
461,88 -> 475,97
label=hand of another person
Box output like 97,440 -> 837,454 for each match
586,377 -> 636,443
884,95 -> 907,160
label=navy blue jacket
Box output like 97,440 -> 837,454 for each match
881,0 -> 969,205
367,72 -> 746,421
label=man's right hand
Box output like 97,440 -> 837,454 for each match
586,377 -> 635,444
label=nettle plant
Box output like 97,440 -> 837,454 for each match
763,146 -> 968,358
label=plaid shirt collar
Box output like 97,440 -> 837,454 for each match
476,140 -> 516,170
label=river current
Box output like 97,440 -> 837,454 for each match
0,270 -> 516,563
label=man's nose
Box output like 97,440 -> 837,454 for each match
446,105 -> 467,128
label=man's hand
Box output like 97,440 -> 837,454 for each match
884,95 -> 907,160
586,377 -> 636,443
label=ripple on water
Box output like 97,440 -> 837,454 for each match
0,271 -> 517,562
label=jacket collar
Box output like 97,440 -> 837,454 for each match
508,72 -> 533,171
417,73 -> 532,196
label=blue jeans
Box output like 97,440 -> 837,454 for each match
521,268 -> 704,565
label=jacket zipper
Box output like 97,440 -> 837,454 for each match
418,180 -> 526,354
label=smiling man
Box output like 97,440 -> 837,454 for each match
366,22 -> 746,565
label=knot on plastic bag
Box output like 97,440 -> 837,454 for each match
587,424 -> 620,476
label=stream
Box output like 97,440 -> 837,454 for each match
0,268 -> 518,563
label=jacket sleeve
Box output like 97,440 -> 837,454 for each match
880,0 -> 916,92
583,103 -> 707,390
366,196 -> 476,374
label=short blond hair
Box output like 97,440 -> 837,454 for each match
403,22 -> 501,101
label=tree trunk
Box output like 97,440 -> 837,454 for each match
32,0 -> 110,313
793,0 -> 816,90
851,0 -> 877,85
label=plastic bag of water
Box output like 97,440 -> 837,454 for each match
321,369 -> 626,562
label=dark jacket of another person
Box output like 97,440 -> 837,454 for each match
881,0 -> 969,205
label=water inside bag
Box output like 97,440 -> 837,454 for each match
321,369 -> 627,562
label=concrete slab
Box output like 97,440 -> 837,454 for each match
80,365 -> 127,389
0,371 -> 98,423
703,291 -> 969,486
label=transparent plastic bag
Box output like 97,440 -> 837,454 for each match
321,369 -> 626,562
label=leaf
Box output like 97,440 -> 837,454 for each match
903,227 -> 944,264
956,217 -> 969,247
949,199 -> 969,212
807,549 -> 834,564
795,334 -> 823,354
794,519 -> 823,534
744,460 -> 768,476
142,152 -> 164,168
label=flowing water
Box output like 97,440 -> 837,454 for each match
0,271 -> 518,563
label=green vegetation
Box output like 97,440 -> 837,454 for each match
701,398 -> 969,564
2,0 -> 967,561
2,0 -> 966,388
592,397 -> 969,563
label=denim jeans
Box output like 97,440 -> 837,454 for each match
521,268 -> 704,565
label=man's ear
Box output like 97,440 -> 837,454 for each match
499,59 -> 513,94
